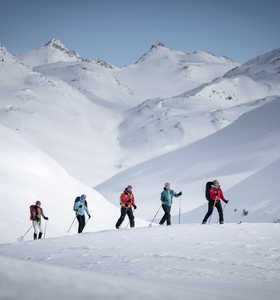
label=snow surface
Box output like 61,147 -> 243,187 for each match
97,97 -> 280,221
0,224 -> 279,300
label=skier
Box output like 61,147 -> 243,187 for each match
30,201 -> 48,240
73,194 -> 91,233
202,180 -> 229,224
116,185 -> 137,229
159,183 -> 182,226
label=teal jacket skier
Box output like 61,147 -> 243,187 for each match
161,189 -> 181,207
159,182 -> 182,226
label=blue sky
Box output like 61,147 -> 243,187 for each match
0,0 -> 279,66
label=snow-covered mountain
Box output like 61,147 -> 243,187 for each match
118,48 -> 280,164
0,46 -> 122,185
17,38 -> 82,67
115,43 -> 239,102
19,40 -> 239,108
11,39 -> 241,174
97,97 -> 280,221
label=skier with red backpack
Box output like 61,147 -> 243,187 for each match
202,180 -> 229,224
30,201 -> 48,240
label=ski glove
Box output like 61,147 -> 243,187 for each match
225,200 -> 229,204
88,215 -> 91,219
44,216 -> 49,220
79,205 -> 83,208
178,192 -> 183,196
133,205 -> 137,209
125,203 -> 129,208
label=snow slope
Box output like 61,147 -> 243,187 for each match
0,45 -> 122,185
97,97 -> 280,221
0,224 -> 279,300
119,48 -> 280,161
182,159 -> 280,223
0,123 -> 132,244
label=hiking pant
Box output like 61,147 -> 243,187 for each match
32,220 -> 43,235
116,207 -> 135,228
77,214 -> 86,233
203,200 -> 224,224
159,204 -> 172,226
32,220 -> 43,240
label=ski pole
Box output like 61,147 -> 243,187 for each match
149,205 -> 161,227
43,220 -> 48,239
216,202 -> 227,224
85,216 -> 91,227
208,200 -> 216,224
18,225 -> 33,242
67,216 -> 76,233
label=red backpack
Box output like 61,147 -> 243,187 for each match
30,205 -> 36,220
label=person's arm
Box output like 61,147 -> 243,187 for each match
161,192 -> 166,203
220,189 -> 227,203
41,208 -> 48,220
131,194 -> 137,209
85,205 -> 91,217
173,190 -> 182,197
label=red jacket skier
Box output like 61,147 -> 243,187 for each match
116,185 -> 137,229
202,180 -> 229,224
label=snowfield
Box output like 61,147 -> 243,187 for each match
0,224 -> 280,300
97,97 -> 280,221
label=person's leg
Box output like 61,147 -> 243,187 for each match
80,215 -> 86,232
202,200 -> 215,224
216,202 -> 224,224
77,215 -> 82,233
32,221 -> 38,240
166,206 -> 171,226
127,208 -> 135,228
116,208 -> 127,229
159,205 -> 168,225
38,221 -> 43,239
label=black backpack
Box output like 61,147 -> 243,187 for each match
205,182 -> 213,201
74,196 -> 87,207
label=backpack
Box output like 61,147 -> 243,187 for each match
30,205 -> 36,220
73,196 -> 87,211
205,182 -> 213,201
